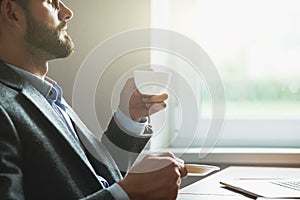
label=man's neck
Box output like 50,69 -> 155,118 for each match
16,62 -> 48,78
0,47 -> 50,78
0,37 -> 50,78
0,57 -> 49,78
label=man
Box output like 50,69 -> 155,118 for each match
0,0 -> 187,199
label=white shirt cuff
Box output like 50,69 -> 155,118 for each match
107,183 -> 130,200
115,107 -> 147,135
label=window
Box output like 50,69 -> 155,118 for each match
150,0 -> 300,150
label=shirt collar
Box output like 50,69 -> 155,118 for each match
5,63 -> 63,102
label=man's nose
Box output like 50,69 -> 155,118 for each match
58,1 -> 73,21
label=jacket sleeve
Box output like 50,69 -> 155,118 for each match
0,105 -> 24,200
101,115 -> 152,175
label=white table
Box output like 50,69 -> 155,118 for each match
178,166 -> 300,200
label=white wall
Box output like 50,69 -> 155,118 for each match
48,0 -> 151,136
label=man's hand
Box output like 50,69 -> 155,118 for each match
119,78 -> 168,122
118,152 -> 188,200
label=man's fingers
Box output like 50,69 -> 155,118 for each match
145,101 -> 167,108
148,153 -> 188,178
142,93 -> 168,103
171,157 -> 187,178
178,163 -> 188,178
147,102 -> 167,115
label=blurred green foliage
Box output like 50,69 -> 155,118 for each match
224,80 -> 300,102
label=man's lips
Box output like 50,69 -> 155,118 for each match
60,26 -> 67,32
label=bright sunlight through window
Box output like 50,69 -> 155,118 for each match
151,0 -> 300,149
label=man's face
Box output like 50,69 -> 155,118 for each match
23,0 -> 74,59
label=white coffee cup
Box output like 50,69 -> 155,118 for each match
133,70 -> 171,95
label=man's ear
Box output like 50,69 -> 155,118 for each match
0,0 -> 25,29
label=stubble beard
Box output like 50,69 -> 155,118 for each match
24,12 -> 75,60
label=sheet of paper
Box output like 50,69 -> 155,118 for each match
256,198 -> 300,200
177,194 -> 250,200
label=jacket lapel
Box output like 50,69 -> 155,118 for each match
0,62 -> 101,182
64,101 -> 122,181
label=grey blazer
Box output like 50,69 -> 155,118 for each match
0,61 -> 151,200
